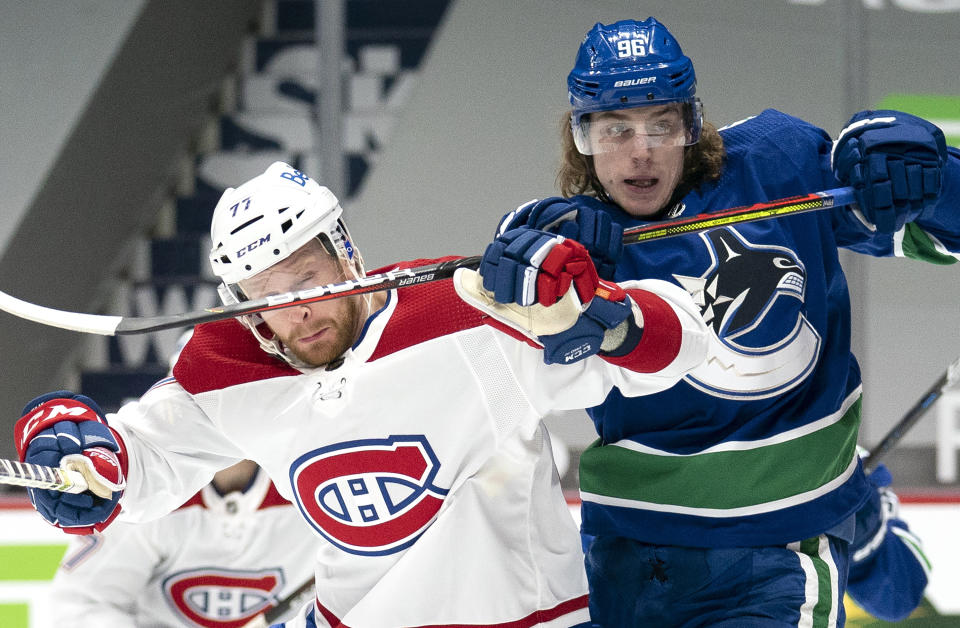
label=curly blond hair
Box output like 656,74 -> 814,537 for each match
556,111 -> 725,207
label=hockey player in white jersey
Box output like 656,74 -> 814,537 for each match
49,332 -> 320,627
50,459 -> 318,627
14,162 -> 709,627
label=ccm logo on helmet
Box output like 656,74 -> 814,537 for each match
614,77 -> 656,88
236,234 -> 271,258
290,436 -> 448,556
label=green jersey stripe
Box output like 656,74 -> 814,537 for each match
579,394 -> 861,513
804,536 -> 838,628
898,223 -> 959,264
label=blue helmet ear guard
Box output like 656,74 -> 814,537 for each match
568,17 -> 703,154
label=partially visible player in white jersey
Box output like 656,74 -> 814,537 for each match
48,331 -> 320,627
50,459 -> 317,627
14,161 -> 709,627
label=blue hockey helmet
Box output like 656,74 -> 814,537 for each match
568,18 -> 703,155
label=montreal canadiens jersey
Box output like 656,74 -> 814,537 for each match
104,265 -> 708,628
50,467 -> 317,627
575,108 -> 960,548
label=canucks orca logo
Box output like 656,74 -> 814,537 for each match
291,435 -> 448,556
672,228 -> 821,400
163,568 -> 283,627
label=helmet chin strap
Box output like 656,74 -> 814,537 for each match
586,158 -> 611,204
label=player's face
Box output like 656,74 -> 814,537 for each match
239,238 -> 365,367
589,105 -> 686,218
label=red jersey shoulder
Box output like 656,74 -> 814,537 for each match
175,491 -> 205,511
173,319 -> 297,395
367,257 -> 490,361
258,482 -> 293,509
173,481 -> 290,512
172,257 -> 530,384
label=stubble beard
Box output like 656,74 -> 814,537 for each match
284,296 -> 366,368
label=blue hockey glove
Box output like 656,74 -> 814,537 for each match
540,281 -> 636,364
832,110 -> 947,233
497,197 -> 623,280
847,462 -> 928,622
467,228 -> 634,364
479,228 -> 600,306
14,391 -> 126,535
850,463 -> 894,562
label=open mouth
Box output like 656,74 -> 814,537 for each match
625,178 -> 658,189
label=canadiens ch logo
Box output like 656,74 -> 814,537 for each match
291,435 -> 448,556
672,227 -> 822,400
163,568 -> 283,628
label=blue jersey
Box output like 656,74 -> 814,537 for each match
577,109 -> 960,547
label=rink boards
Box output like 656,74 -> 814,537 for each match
1,494 -> 958,627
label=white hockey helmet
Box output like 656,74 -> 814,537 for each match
208,161 -> 364,363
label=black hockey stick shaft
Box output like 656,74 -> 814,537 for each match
864,356 -> 960,472
619,186 -> 852,244
242,577 -> 315,627
0,187 -> 853,336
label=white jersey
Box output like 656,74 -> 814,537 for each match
50,468 -> 317,627
106,267 -> 708,628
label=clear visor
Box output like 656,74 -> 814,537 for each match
572,99 -> 703,155
235,234 -> 361,323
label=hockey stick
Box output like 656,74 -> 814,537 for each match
242,577 -> 315,628
620,186 -> 852,244
0,458 -> 91,494
863,356 -> 960,472
0,187 -> 853,336
0,257 -> 482,336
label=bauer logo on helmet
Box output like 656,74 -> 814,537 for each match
614,77 -> 656,88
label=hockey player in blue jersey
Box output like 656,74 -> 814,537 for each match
488,16 -> 957,627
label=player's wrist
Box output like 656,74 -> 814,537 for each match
599,300 -> 644,356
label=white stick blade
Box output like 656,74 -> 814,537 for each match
0,289 -> 122,335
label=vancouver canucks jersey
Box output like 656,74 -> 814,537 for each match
576,108 -> 960,547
